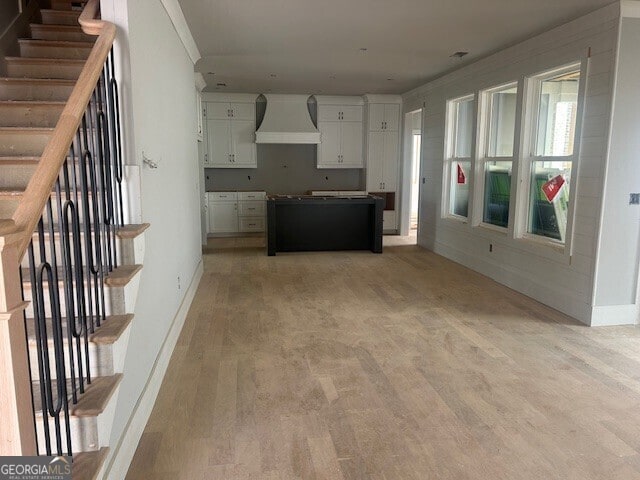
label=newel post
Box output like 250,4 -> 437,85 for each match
0,231 -> 37,455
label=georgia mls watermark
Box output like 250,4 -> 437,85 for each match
0,457 -> 71,480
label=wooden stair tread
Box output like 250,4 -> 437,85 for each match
0,126 -> 55,133
33,374 -> 122,417
72,447 -> 109,480
21,264 -> 143,289
6,56 -> 86,66
0,156 -> 40,164
104,264 -> 143,287
0,100 -> 66,106
116,223 -> 150,239
18,39 -> 94,48
0,77 -> 76,86
30,24 -> 85,33
26,314 -> 134,345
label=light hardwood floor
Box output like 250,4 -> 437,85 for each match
126,238 -> 640,480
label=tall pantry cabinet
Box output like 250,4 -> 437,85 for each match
364,95 -> 402,231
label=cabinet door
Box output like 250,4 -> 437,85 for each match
206,102 -> 231,120
366,131 -> 385,191
382,130 -> 399,191
340,105 -> 363,122
231,120 -> 256,167
230,102 -> 255,121
384,104 -> 400,131
368,104 -> 385,131
318,105 -> 342,122
317,121 -> 340,167
207,118 -> 232,166
340,121 -> 363,167
209,202 -> 238,233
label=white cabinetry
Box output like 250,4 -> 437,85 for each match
203,93 -> 258,168
364,95 -> 402,231
208,192 -> 238,233
315,96 -> 364,168
207,191 -> 266,234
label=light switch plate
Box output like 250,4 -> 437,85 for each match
630,193 -> 640,205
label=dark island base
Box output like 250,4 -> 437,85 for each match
266,195 -> 384,256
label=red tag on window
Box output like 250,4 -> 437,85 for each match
457,164 -> 467,184
541,175 -> 565,203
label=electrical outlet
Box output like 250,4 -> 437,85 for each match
630,193 -> 640,205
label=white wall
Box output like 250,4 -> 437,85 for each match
592,8 -> 640,324
403,4 -> 620,325
100,0 -> 202,471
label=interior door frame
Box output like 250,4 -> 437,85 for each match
399,109 -> 423,236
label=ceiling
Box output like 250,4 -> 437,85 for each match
179,0 -> 614,95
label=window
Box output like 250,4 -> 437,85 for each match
526,66 -> 581,243
481,83 -> 518,228
446,95 -> 475,218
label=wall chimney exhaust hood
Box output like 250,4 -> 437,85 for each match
255,94 -> 320,144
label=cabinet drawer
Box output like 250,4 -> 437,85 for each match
238,191 -> 266,201
209,192 -> 238,201
238,200 -> 265,216
239,216 -> 265,232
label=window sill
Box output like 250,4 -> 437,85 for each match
477,222 -> 508,236
516,233 -> 569,264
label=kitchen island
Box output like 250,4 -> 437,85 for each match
266,195 -> 384,256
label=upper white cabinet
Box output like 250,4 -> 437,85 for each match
315,96 -> 364,169
364,95 -> 402,231
368,103 -> 400,132
203,93 -> 258,168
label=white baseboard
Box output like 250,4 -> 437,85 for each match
101,258 -> 204,479
590,304 -> 639,326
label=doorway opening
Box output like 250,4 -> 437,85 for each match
399,109 -> 422,243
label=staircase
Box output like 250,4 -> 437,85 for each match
0,2 -> 147,479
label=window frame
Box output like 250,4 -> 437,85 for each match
474,81 -> 521,232
443,94 -> 476,222
514,61 -> 587,255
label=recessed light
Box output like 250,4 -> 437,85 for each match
270,74 -> 277,78
216,82 -> 227,87
450,51 -> 469,58
329,75 -> 336,80
359,47 -> 368,52
207,71 -> 215,75
387,78 -> 394,81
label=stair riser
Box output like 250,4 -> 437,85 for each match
0,164 -> 36,189
23,271 -> 140,319
7,61 -> 82,81
35,382 -> 119,454
20,232 -> 130,270
30,26 -> 93,43
0,81 -> 74,101
40,10 -> 81,26
0,131 -> 51,156
0,104 -> 64,127
51,1 -> 86,12
19,43 -> 92,61
27,323 -> 131,380
24,284 -> 123,319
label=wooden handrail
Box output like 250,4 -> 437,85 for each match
11,0 -> 116,258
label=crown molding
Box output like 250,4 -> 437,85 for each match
159,0 -> 201,64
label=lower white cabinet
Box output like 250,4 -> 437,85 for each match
208,193 -> 238,233
208,191 -> 266,234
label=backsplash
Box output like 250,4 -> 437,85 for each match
205,144 -> 364,195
